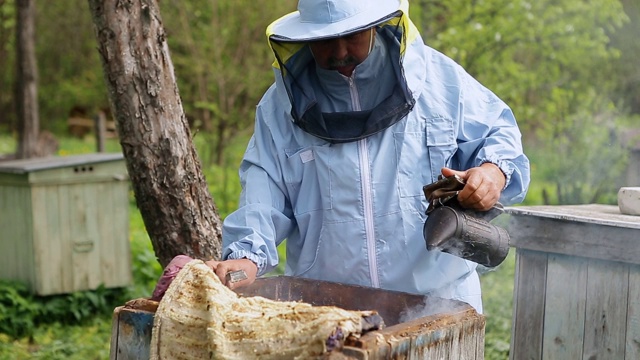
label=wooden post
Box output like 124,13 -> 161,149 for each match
95,110 -> 106,153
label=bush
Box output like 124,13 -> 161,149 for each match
0,281 -> 126,339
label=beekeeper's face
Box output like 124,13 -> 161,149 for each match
308,28 -> 376,77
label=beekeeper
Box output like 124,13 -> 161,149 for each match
208,0 -> 530,313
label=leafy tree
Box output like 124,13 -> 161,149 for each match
1,0 -> 107,155
413,0 -> 631,204
536,97 -> 629,204
414,0 -> 627,133
610,0 -> 640,114
36,0 -> 107,132
159,0 -> 296,165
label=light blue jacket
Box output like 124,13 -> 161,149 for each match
222,18 -> 530,313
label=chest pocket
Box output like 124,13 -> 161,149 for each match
284,145 -> 333,215
394,116 -> 457,197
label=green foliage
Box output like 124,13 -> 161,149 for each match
35,0 -> 108,132
128,205 -> 163,298
531,103 -> 631,204
0,130 -> 123,157
159,0 -> 296,165
2,0 -> 637,184
0,0 -> 14,31
0,281 -> 39,338
480,253 -> 516,360
272,240 -> 287,276
415,0 -> 628,132
0,318 -> 111,360
0,132 -> 15,154
194,131 -> 248,218
0,280 -> 126,339
412,0 -> 631,205
610,0 -> 640,114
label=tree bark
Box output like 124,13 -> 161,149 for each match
15,0 -> 40,159
87,0 -> 222,267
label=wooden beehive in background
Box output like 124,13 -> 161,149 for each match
507,204 -> 640,360
0,153 -> 132,295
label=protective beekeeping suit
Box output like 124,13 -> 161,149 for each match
213,0 -> 530,313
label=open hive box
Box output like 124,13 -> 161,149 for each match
111,276 -> 485,359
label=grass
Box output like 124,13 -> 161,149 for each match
0,319 -> 112,360
0,133 -> 517,359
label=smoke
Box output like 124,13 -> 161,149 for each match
398,296 -> 469,324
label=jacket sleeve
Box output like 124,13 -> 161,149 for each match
221,106 -> 295,276
452,69 -> 531,205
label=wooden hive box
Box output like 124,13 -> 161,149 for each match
507,204 -> 640,360
0,153 -> 132,295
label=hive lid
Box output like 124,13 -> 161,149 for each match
0,153 -> 124,174
506,204 -> 640,229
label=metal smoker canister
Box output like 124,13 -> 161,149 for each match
423,205 -> 510,267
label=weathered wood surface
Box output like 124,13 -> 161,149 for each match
0,184 -> 34,286
542,254 -> 587,359
507,205 -> 640,265
582,259 -> 628,359
353,309 -> 485,359
508,205 -> 640,360
627,266 -> 640,359
506,204 -> 640,229
111,307 -> 154,360
0,155 -> 132,295
510,249 -> 547,360
0,154 -> 127,186
0,153 -> 124,173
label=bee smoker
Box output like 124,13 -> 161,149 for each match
422,175 -> 510,268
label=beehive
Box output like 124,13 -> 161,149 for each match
508,204 -> 640,360
111,276 -> 486,359
0,153 -> 132,295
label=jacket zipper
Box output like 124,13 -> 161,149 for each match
347,76 -> 380,288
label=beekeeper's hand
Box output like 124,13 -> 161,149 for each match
205,258 -> 258,290
441,163 -> 506,211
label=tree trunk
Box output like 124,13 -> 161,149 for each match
15,0 -> 39,159
87,0 -> 222,267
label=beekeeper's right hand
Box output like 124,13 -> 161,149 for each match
205,258 -> 258,290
